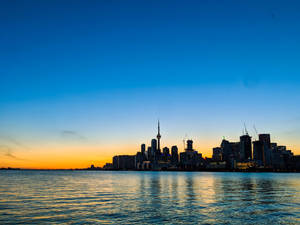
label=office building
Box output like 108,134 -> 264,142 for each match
240,134 -> 252,161
171,145 -> 179,164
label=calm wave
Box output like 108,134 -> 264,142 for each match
0,171 -> 299,224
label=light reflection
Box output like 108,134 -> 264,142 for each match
0,171 -> 299,224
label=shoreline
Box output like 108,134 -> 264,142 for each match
1,168 -> 300,173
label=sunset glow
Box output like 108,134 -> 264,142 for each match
1,1 -> 300,169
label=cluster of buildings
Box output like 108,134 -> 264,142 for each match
102,122 -> 300,171
210,132 -> 298,170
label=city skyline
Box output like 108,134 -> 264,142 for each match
1,1 -> 300,169
1,119 -> 298,169
104,120 -> 299,171
2,2 -> 300,225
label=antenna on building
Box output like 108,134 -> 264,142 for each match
157,119 -> 161,151
158,119 -> 160,134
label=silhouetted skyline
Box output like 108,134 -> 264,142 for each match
1,1 -> 300,169
104,121 -> 299,171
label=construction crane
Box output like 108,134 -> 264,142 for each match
183,134 -> 188,151
253,125 -> 259,140
244,123 -> 249,136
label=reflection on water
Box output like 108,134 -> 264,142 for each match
0,171 -> 299,224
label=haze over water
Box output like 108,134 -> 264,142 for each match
0,171 -> 299,224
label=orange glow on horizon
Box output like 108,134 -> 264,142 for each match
1,141 -> 299,169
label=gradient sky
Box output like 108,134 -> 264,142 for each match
1,0 -> 300,168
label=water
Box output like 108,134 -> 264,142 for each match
0,171 -> 299,224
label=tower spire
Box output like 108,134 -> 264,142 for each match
157,120 -> 161,151
158,120 -> 160,134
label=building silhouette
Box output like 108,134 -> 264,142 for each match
157,121 -> 161,153
253,140 -> 264,166
180,139 -> 205,170
151,138 -> 157,160
113,155 -> 135,170
240,134 -> 252,161
141,144 -> 146,155
212,147 -> 222,161
171,145 -> 179,165
107,122 -> 299,171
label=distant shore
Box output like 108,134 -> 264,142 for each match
1,168 -> 299,172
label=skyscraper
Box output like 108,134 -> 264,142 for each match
141,144 -> 146,155
171,145 -> 179,164
140,143 -> 147,162
186,140 -> 193,151
259,134 -> 271,167
151,139 -> 157,157
147,146 -> 152,160
259,134 -> 271,149
163,147 -> 170,155
180,139 -> 204,169
240,134 -> 252,161
253,140 -> 264,164
162,147 -> 170,161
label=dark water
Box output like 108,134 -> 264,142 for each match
0,171 -> 299,224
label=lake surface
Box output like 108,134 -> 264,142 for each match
0,171 -> 299,224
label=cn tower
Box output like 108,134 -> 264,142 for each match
157,120 -> 161,152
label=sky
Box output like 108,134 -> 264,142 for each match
1,0 -> 300,169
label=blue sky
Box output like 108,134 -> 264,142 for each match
1,0 -> 300,168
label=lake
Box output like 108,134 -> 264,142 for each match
0,171 -> 299,224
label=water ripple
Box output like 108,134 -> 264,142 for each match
0,171 -> 299,224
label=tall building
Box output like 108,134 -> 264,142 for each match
141,144 -> 146,155
240,134 -> 252,161
150,138 -> 160,161
162,147 -> 170,161
231,142 -> 240,161
136,143 -> 147,168
219,139 -> 240,168
259,134 -> 271,167
259,134 -> 271,149
221,139 -> 232,162
171,145 -> 179,164
147,146 -> 152,160
186,140 -> 193,151
253,140 -> 264,166
212,147 -> 222,161
180,139 -> 205,169
163,147 -> 170,155
135,152 -> 144,169
151,139 -> 157,157
253,141 -> 263,160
